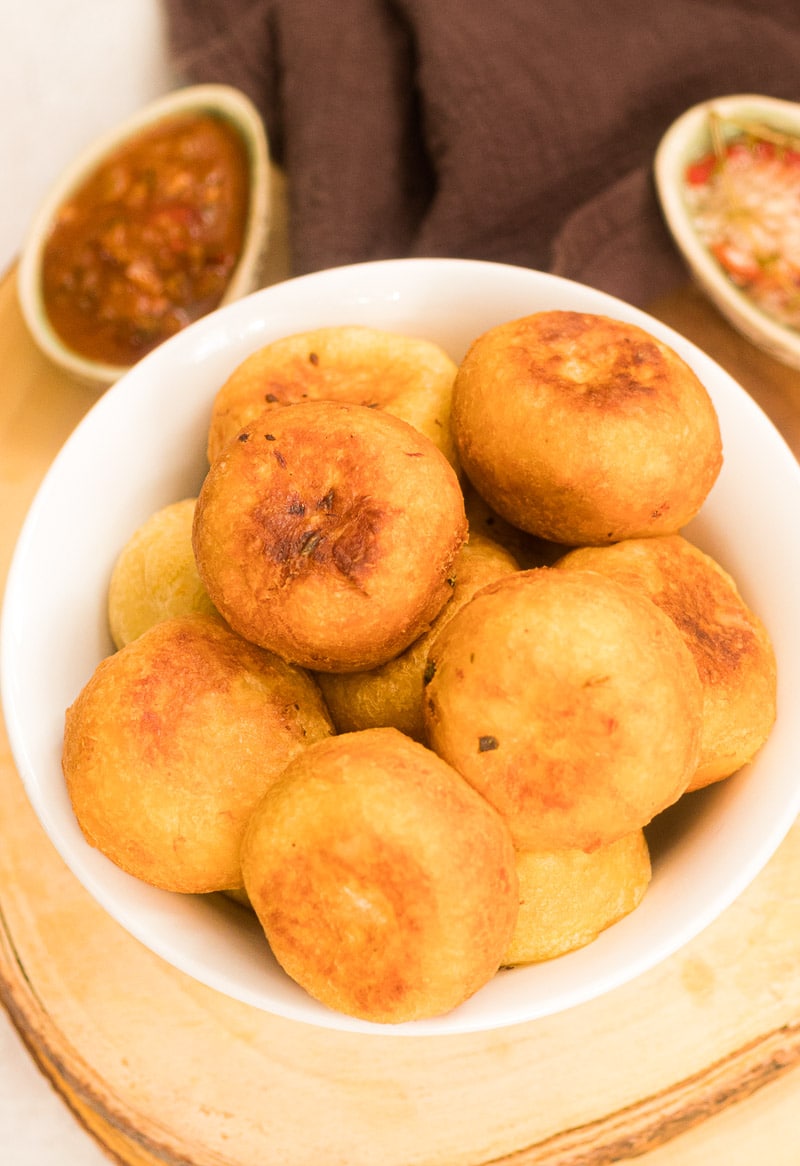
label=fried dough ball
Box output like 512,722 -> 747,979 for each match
207,325 -> 460,470
452,311 -> 723,545
193,400 -> 467,672
107,498 -> 216,649
63,613 -> 334,893
462,478 -> 566,568
315,532 -> 519,741
554,536 -> 777,790
241,728 -> 519,1024
503,830 -> 652,966
423,568 -> 703,852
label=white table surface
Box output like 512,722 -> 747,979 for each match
0,0 -> 174,275
0,1007 -> 109,1165
1,1 -> 173,1160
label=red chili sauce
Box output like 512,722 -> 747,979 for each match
41,112 -> 251,367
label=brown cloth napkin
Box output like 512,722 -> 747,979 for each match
164,0 -> 800,308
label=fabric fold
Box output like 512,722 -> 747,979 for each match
164,0 -> 800,306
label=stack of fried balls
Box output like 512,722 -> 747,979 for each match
62,314 -> 777,1024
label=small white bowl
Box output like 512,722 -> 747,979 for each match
4,258 -> 800,1036
655,93 -> 800,369
17,83 -> 271,390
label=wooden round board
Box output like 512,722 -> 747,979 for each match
3,263 -> 800,1166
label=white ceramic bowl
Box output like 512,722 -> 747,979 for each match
655,93 -> 800,369
17,83 -> 271,390
4,258 -> 800,1036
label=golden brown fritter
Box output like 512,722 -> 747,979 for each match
503,831 -> 651,965
63,613 -> 334,892
241,728 -> 519,1024
452,311 -> 723,545
554,535 -> 777,788
315,531 -> 520,740
207,325 -> 460,470
193,399 -> 467,672
107,498 -> 216,649
423,568 -> 703,852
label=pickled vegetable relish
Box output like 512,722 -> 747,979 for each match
41,112 -> 251,367
684,126 -> 800,330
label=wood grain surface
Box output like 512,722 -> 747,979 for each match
2,261 -> 800,1165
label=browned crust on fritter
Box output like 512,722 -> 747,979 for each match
193,400 -> 467,671
555,535 -> 777,788
423,568 -> 703,851
241,728 -> 519,1023
452,311 -> 723,545
63,613 -> 333,892
207,325 -> 459,468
